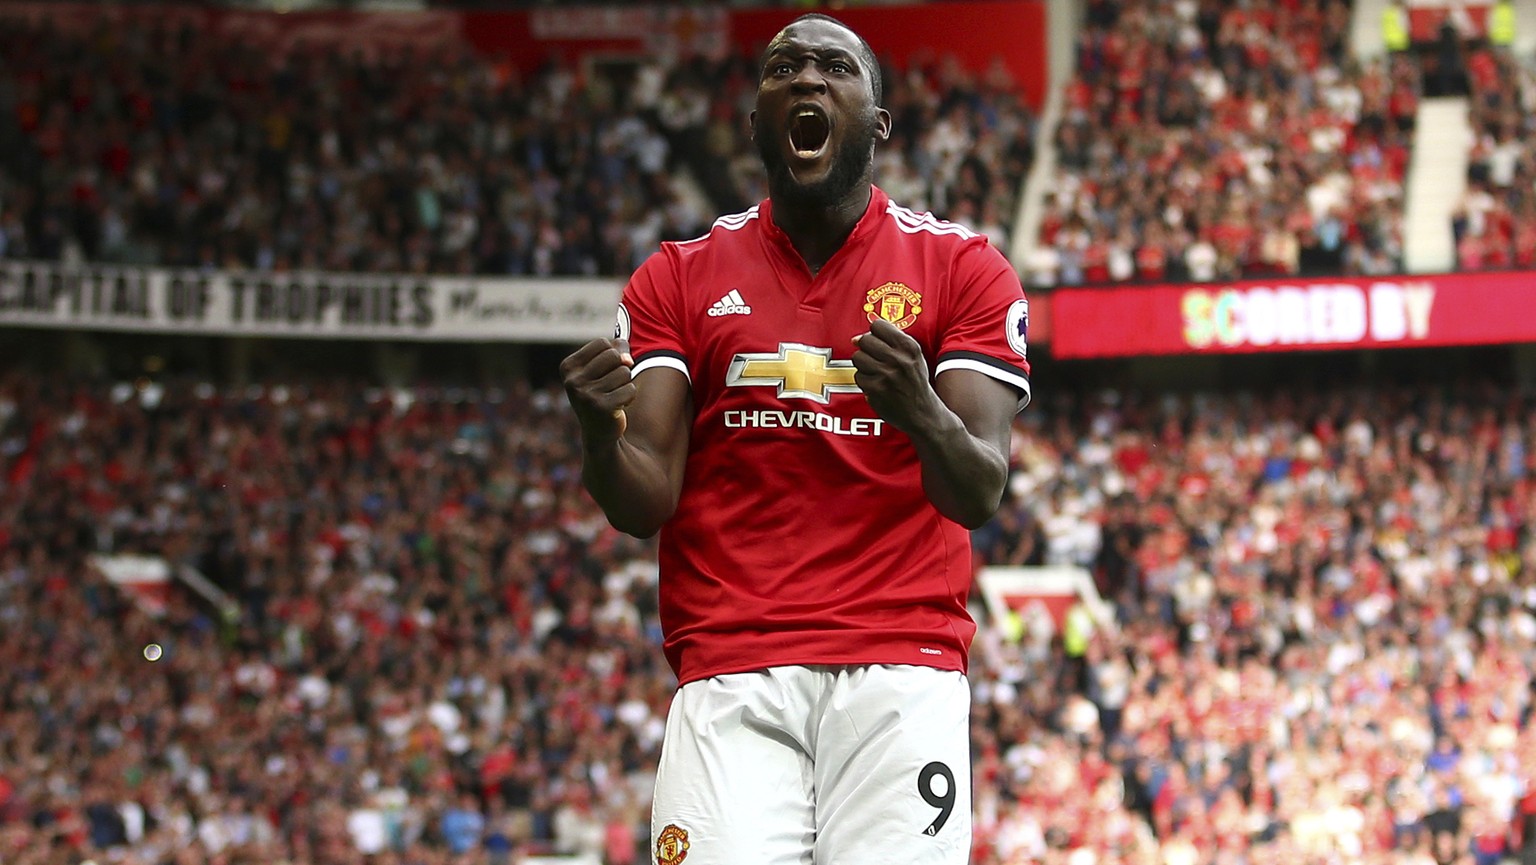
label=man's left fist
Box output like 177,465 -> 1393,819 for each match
852,318 -> 938,434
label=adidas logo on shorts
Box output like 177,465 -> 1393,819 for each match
708,289 -> 752,317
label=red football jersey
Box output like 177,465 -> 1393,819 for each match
618,186 -> 1031,684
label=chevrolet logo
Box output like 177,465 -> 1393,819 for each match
726,343 -> 860,404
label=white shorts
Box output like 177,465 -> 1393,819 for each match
650,664 -> 971,865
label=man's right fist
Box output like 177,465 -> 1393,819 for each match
560,338 -> 636,446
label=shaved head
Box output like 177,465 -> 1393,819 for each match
763,13 -> 883,107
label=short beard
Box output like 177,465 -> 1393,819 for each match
756,108 -> 879,211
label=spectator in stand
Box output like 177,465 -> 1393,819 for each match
441,793 -> 485,856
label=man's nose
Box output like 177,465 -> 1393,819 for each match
790,65 -> 827,94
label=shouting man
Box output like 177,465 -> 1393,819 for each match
561,13 -> 1032,864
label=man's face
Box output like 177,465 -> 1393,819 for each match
751,19 -> 890,210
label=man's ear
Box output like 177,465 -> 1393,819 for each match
748,110 -> 756,140
876,107 -> 892,141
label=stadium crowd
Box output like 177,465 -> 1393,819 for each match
1454,47 -> 1536,272
0,14 -> 1033,278
971,382 -> 1536,865
0,375 -> 668,865
0,15 -> 704,277
8,0 -> 1535,290
2,373 -> 1536,865
5,2 -> 1536,865
1028,0 -> 1416,287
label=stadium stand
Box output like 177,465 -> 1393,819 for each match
0,18 -> 712,278
1028,0 -> 1417,287
6,1 -> 1536,864
1454,48 -> 1536,272
2,374 -> 1536,865
971,382 -> 1536,865
0,16 -> 1033,280
0,375 -> 670,864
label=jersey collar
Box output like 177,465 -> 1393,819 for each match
758,186 -> 889,276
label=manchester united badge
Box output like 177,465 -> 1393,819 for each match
865,282 -> 923,330
656,823 -> 690,865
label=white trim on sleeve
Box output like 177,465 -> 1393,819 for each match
934,358 -> 1031,411
632,355 -> 691,383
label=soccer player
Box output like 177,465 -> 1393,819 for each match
560,14 -> 1031,864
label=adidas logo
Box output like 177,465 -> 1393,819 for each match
707,289 -> 752,317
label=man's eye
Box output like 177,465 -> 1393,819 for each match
829,61 -> 852,74
773,63 -> 794,76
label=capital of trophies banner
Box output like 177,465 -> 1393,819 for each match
0,261 -> 621,343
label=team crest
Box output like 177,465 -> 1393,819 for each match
656,823 -> 690,865
864,282 -> 923,330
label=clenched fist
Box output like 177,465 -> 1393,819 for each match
852,317 -> 941,434
560,338 -> 635,446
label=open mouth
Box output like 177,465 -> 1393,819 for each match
788,106 -> 831,160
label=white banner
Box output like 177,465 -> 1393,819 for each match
91,554 -> 172,618
976,565 -> 1114,633
0,261 -> 622,343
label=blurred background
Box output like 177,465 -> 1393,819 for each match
1,0 -> 1536,864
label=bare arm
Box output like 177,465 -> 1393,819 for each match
560,339 -> 692,538
918,369 -> 1016,527
853,319 -> 1017,529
